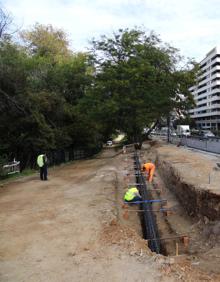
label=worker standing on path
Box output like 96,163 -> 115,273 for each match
37,154 -> 48,181
142,162 -> 155,183
124,187 -> 142,203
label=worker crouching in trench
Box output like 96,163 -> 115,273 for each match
124,187 -> 142,203
142,162 -> 155,183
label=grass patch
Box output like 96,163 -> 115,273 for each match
0,168 -> 37,184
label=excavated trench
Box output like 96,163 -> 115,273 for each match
130,149 -> 175,256
133,151 -> 161,254
157,158 -> 220,220
127,143 -> 220,272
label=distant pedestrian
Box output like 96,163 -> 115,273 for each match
37,154 -> 48,181
142,161 -> 155,183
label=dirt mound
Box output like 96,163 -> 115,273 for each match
100,219 -> 151,255
168,259 -> 220,282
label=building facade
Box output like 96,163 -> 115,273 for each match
189,47 -> 220,130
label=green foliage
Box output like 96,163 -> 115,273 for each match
0,27 -> 98,168
0,168 -> 35,182
0,25 -> 197,169
86,28 -> 197,143
0,154 -> 8,177
20,23 -> 72,60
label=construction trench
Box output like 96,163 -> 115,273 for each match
122,141 -> 220,274
1,141 -> 220,281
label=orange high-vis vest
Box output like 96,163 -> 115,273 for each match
142,163 -> 155,182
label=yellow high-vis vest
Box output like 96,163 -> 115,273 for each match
124,187 -> 139,201
37,154 -> 44,167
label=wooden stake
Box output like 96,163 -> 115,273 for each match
163,210 -> 173,216
123,210 -> 129,220
182,236 -> 190,247
175,242 -> 179,256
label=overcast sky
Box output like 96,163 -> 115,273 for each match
2,0 -> 220,61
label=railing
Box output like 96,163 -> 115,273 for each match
151,132 -> 220,154
181,136 -> 220,154
169,135 -> 220,154
3,160 -> 20,175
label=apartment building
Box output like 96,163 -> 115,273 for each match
189,47 -> 220,130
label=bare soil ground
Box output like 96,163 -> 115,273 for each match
0,146 -> 220,281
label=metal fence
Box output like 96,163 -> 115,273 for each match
46,147 -> 101,167
169,136 -> 220,154
1,146 -> 102,175
151,132 -> 220,154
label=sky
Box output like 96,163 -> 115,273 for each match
2,0 -> 220,62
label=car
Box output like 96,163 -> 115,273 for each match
201,130 -> 215,138
170,132 -> 177,136
106,140 -> 113,146
204,132 -> 215,138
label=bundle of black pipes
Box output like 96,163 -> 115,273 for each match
133,150 -> 161,253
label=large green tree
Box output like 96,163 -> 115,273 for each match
86,28 -> 197,143
0,24 -> 97,169
0,25 -> 197,171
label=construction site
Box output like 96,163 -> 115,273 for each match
0,140 -> 220,282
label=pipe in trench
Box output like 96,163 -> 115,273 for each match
133,150 -> 161,254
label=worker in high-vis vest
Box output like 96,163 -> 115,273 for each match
37,154 -> 48,181
142,162 -> 155,183
124,187 -> 142,203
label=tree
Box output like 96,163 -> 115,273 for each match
0,7 -> 13,39
0,25 -> 96,168
87,28 -> 197,144
0,25 -> 197,170
0,38 -> 55,167
20,23 -> 72,61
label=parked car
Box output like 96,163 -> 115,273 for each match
201,130 -> 215,138
170,132 -> 177,136
106,140 -> 113,146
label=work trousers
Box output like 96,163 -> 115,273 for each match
40,165 -> 48,180
125,196 -> 142,203
147,166 -> 155,182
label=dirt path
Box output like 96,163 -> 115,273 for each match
0,147 -> 219,282
0,149 -> 164,282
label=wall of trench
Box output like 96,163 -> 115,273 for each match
156,156 -> 220,221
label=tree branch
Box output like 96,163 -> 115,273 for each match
0,89 -> 27,114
